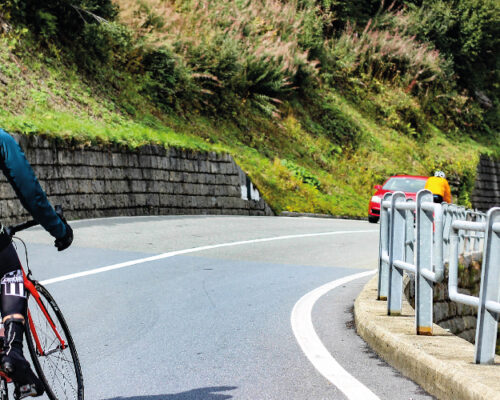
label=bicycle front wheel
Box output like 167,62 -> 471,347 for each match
25,282 -> 84,400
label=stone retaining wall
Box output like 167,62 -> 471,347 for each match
472,155 -> 500,211
405,256 -> 481,343
0,134 -> 273,223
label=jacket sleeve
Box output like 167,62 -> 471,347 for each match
444,180 -> 452,203
0,130 -> 66,239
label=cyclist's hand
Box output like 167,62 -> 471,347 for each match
55,222 -> 73,251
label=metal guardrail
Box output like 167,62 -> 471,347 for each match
377,189 -> 499,364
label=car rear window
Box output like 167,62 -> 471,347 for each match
382,177 -> 427,192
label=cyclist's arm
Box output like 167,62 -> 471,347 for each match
0,129 -> 66,239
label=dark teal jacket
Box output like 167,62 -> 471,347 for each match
0,129 -> 66,239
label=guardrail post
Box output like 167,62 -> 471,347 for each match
388,192 -> 406,316
478,212 -> 486,252
472,210 -> 483,254
458,207 -> 466,252
405,198 -> 415,265
378,192 -> 393,300
416,190 -> 434,335
474,208 -> 500,364
442,204 -> 451,263
465,211 -> 472,254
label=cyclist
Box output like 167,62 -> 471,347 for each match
0,129 -> 73,398
425,171 -> 452,204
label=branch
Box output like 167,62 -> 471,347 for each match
70,5 -> 109,24
0,13 -> 12,33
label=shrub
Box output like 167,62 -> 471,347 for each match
117,0 -> 320,115
142,47 -> 195,111
323,20 -> 450,96
281,159 -> 321,189
80,22 -> 135,69
3,0 -> 118,42
397,0 -> 500,97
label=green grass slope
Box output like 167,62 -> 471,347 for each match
0,1 -> 498,217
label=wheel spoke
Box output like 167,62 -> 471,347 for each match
25,285 -> 82,400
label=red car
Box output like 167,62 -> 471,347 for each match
368,175 -> 428,223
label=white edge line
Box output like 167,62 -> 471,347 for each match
291,269 -> 380,400
40,229 -> 377,285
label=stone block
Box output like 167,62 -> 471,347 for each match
173,158 -> 184,171
206,175 -> 216,185
169,171 -> 183,183
198,160 -> 209,173
125,168 -> 143,180
209,163 -> 220,174
138,155 -> 154,168
196,174 -> 207,184
433,302 -> 450,323
77,179 -> 93,194
463,316 -> 477,330
448,301 -> 457,316
207,151 -> 218,161
140,169 -> 154,180
457,329 -> 476,344
157,194 -> 169,207
131,180 -> 147,193
454,318 -> 465,333
92,180 -> 105,193
433,284 -> 447,302
33,149 -> 55,165
220,163 -> 234,174
144,193 -> 160,207
180,159 -> 196,172
229,175 -> 240,185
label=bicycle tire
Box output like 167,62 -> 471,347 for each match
25,282 -> 84,400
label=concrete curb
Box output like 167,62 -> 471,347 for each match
279,211 -> 366,220
354,275 -> 500,400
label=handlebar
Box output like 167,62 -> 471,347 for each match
4,205 -> 64,237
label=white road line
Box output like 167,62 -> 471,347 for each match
40,229 -> 377,285
291,269 -> 380,400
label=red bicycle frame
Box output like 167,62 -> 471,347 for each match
0,269 -> 66,383
22,270 -> 67,356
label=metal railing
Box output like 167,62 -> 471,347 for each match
377,189 -> 499,364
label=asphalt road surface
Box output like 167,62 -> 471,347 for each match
15,215 -> 434,400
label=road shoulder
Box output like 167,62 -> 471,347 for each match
354,275 -> 500,400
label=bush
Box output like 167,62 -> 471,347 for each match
142,47 -> 195,111
80,22 -> 135,69
281,159 -> 321,189
1,0 -> 121,73
323,20 -> 450,96
400,0 -> 500,96
119,0 -> 320,116
3,0 -> 117,41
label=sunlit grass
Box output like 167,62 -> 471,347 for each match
0,25 -> 493,218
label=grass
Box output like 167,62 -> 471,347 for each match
0,28 -> 494,218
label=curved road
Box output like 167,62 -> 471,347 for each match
18,216 -> 433,399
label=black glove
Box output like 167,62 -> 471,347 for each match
55,222 -> 73,251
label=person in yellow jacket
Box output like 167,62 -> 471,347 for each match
425,171 -> 452,203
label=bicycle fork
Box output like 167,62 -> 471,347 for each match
23,275 -> 67,356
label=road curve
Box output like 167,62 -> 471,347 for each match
17,216 -> 434,399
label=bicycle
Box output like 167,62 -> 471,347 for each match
0,209 -> 84,399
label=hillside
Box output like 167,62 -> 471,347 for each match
0,0 -> 498,217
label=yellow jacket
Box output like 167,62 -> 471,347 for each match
425,176 -> 451,203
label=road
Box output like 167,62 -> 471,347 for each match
16,215 -> 434,399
